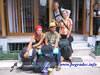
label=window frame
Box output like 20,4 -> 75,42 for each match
6,0 -> 38,36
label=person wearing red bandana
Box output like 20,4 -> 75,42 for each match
24,25 -> 45,58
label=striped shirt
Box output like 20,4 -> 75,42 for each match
60,18 -> 72,35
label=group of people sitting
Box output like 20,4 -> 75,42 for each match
18,1 -> 73,72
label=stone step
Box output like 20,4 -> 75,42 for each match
72,41 -> 91,56
72,49 -> 91,56
72,34 -> 87,41
72,41 -> 88,48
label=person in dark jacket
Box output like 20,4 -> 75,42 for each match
93,3 -> 100,37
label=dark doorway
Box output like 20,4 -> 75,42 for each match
54,0 -> 84,34
38,0 -> 49,32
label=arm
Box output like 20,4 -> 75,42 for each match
67,24 -> 72,38
69,24 -> 72,35
54,40 -> 58,48
94,16 -> 100,17
24,35 -> 35,58
59,22 -> 61,35
67,19 -> 72,38
45,32 -> 49,45
33,33 -> 46,47
61,8 -> 71,18
59,22 -> 62,38
54,33 -> 59,48
26,35 -> 35,52
45,41 -> 49,45
66,9 -> 71,18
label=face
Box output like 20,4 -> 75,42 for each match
94,4 -> 99,10
54,3 -> 59,10
62,11 -> 68,19
50,27 -> 56,32
36,28 -> 42,35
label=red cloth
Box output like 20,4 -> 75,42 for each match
35,25 -> 42,31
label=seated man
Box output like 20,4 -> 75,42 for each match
45,22 -> 61,71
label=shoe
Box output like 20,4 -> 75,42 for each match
17,61 -> 23,67
67,59 -> 72,64
56,64 -> 61,71
48,68 -> 53,75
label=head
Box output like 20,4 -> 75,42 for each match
35,25 -> 42,35
62,10 -> 68,19
53,1 -> 59,10
49,22 -> 56,33
93,3 -> 99,10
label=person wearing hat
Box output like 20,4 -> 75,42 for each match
45,22 -> 61,71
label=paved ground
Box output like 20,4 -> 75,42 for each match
0,56 -> 100,75
0,66 -> 100,75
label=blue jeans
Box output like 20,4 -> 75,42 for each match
53,47 -> 61,64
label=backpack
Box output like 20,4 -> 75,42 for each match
20,47 -> 37,65
33,55 -> 56,73
59,39 -> 72,60
33,45 -> 56,73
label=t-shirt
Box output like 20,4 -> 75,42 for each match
33,33 -> 44,49
60,18 -> 72,35
45,31 -> 59,46
93,10 -> 100,20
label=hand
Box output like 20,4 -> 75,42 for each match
36,49 -> 38,53
52,19 -> 55,22
67,34 -> 70,39
24,52 -> 29,58
59,34 -> 61,39
33,45 -> 35,48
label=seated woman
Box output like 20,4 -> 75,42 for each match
59,10 -> 73,61
19,25 -> 45,64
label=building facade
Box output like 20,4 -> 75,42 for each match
0,0 -> 100,52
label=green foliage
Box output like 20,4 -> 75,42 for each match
0,53 -> 18,60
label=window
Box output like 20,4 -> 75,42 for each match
21,0 -> 34,33
6,0 -> 49,34
7,0 -> 19,33
7,0 -> 35,34
8,43 -> 29,53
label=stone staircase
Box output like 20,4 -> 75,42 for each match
72,41 -> 91,56
71,34 -> 91,56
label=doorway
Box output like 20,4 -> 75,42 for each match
54,0 -> 84,34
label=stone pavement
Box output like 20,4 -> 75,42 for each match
0,55 -> 100,75
0,65 -> 100,75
